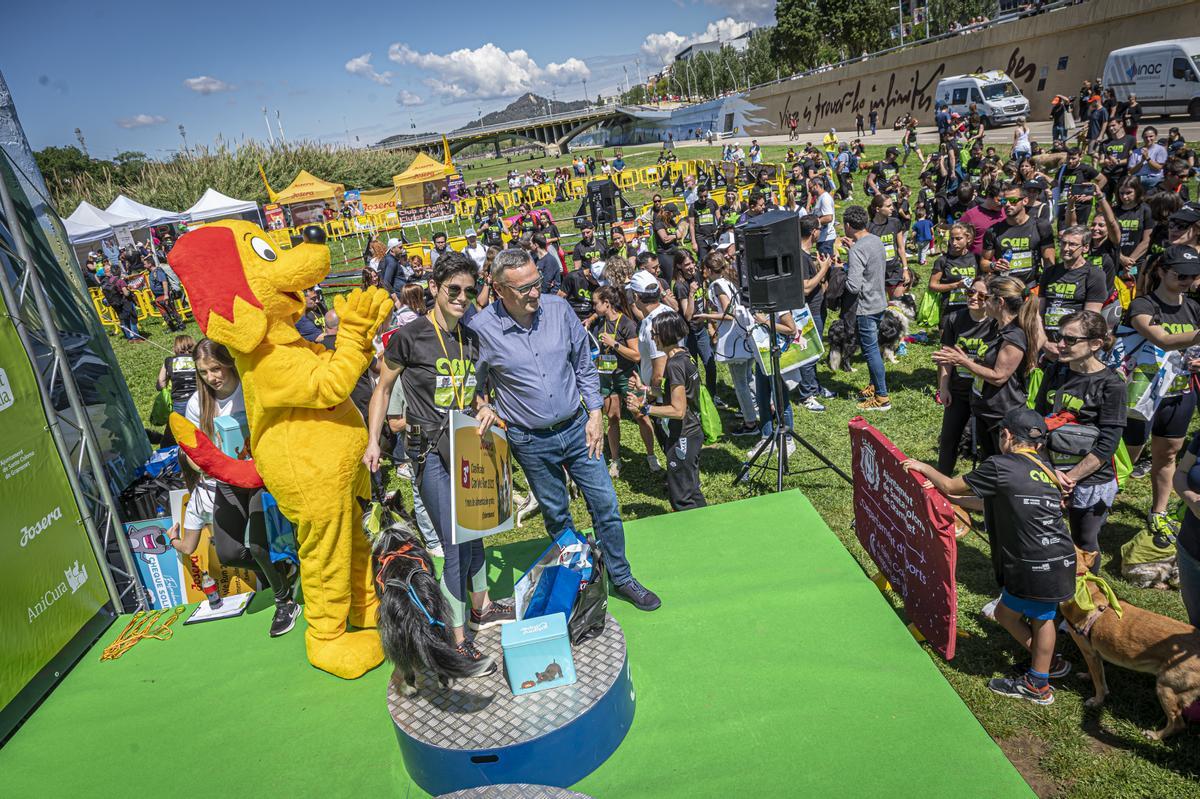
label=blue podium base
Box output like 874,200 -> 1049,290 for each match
436,786 -> 593,798
388,614 -> 633,796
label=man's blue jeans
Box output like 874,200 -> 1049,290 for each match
856,311 -> 888,396
507,410 -> 633,586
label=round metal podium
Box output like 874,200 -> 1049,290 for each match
388,614 -> 634,796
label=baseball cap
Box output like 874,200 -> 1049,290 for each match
464,227 -> 477,237
886,146 -> 899,157
629,270 -> 660,295
1001,407 -> 1047,441
1169,204 -> 1200,226
386,237 -> 402,248
717,231 -> 736,249
580,219 -> 595,230
1164,244 -> 1200,275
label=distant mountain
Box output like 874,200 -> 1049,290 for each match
454,93 -> 590,131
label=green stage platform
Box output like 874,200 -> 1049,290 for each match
0,491 -> 1033,797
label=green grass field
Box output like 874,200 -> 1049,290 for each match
109,142 -> 1200,797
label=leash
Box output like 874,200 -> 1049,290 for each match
100,606 -> 185,661
376,543 -> 446,629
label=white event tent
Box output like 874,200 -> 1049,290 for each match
63,201 -> 139,245
105,194 -> 185,228
184,188 -> 260,223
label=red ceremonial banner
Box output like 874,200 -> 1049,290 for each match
848,417 -> 959,659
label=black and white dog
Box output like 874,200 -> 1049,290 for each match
878,293 -> 916,363
370,504 -> 495,695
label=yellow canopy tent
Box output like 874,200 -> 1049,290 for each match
392,153 -> 453,209
273,170 -> 346,205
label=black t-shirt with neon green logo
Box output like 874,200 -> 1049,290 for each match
384,316 -> 479,431
561,268 -> 598,320
1114,202 -> 1153,258
1126,292 -> 1200,395
1034,363 -> 1127,486
689,198 -> 720,238
572,235 -> 607,267
1038,262 -> 1109,332
940,307 -> 994,395
588,314 -> 639,377
868,217 -> 905,270
983,216 -> 1055,287
933,252 -> 979,309
1086,239 -> 1120,286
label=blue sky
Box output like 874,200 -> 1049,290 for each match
1,0 -> 773,159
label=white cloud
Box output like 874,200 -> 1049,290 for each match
116,114 -> 167,129
388,42 -> 591,101
183,76 -> 235,94
345,52 -> 392,86
640,16 -> 758,63
395,89 -> 424,106
706,0 -> 776,22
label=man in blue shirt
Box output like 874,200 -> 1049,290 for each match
470,249 -> 661,611
380,237 -> 412,298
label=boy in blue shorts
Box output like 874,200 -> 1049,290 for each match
912,206 -> 934,265
903,408 -> 1076,705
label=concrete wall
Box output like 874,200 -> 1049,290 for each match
743,0 -> 1200,136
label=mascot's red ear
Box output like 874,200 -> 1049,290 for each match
168,225 -> 267,352
167,225 -> 263,335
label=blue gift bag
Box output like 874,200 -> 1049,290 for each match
261,492 -> 299,565
514,529 -> 593,621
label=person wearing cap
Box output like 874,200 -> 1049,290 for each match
866,147 -> 900,198
1049,94 -> 1071,144
470,248 -> 662,612
1124,244 -> 1200,539
1083,94 -> 1107,156
903,406 -> 1076,707
380,237 -> 412,297
628,269 -> 681,469
572,221 -> 606,270
463,228 -> 487,269
688,185 -> 720,261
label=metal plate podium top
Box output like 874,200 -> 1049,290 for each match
387,615 -> 627,751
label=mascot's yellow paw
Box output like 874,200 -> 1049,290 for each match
306,629 -> 384,680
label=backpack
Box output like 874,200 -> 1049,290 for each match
847,151 -> 860,173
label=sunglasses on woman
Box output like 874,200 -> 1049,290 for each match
442,284 -> 479,301
1046,331 -> 1089,345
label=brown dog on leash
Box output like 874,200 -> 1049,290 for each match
1059,548 -> 1200,740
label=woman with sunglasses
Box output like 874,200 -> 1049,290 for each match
1034,311 -> 1127,572
364,251 -> 512,663
933,274 -> 1042,458
935,277 -> 992,474
1122,243 -> 1200,541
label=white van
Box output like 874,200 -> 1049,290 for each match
1104,38 -> 1200,120
935,71 -> 1030,128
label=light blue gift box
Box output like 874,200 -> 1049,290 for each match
213,413 -> 250,459
500,612 -> 576,696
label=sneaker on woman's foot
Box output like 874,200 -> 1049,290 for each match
1131,455 -> 1152,479
730,422 -> 759,437
455,639 -> 499,674
647,454 -> 663,473
469,598 -> 515,631
988,674 -> 1054,705
270,600 -> 301,638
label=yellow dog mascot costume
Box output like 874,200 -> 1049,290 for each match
167,221 -> 391,679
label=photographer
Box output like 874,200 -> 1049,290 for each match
1054,147 -> 1104,227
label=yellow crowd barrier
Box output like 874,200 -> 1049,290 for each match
89,286 -> 193,335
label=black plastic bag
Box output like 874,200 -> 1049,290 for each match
568,536 -> 608,645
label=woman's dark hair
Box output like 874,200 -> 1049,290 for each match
173,333 -> 196,356
651,310 -> 689,347
868,193 -> 890,216
361,267 -> 380,289
430,250 -> 478,286
672,249 -> 694,270
1117,175 -> 1144,205
1059,310 -> 1114,351
191,339 -> 237,440
592,285 -> 630,316
1148,190 -> 1184,222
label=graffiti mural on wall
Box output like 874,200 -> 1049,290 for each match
775,47 -> 1038,131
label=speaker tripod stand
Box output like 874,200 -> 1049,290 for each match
735,310 -> 852,491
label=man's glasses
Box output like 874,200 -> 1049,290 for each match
501,277 -> 542,296
443,284 -> 479,302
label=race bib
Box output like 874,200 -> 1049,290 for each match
597,354 -> 618,374
1044,301 -> 1070,331
883,240 -> 897,262
434,373 -> 477,409
1008,250 -> 1033,276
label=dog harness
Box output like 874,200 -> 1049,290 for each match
376,543 -> 446,629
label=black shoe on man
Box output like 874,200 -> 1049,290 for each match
615,578 -> 661,611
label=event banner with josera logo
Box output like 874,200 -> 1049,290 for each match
448,410 -> 515,545
849,417 -> 959,660
0,287 -> 109,714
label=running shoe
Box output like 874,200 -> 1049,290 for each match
469,598 -> 515,631
647,454 -> 663,473
987,674 -> 1054,705
270,600 -> 301,638
614,578 -> 661,611
455,639 -> 498,674
1149,511 -> 1180,539
1131,454 -> 1152,479
857,384 -> 876,401
803,396 -> 827,412
857,394 -> 891,412
1011,655 -> 1072,680
730,422 -> 759,437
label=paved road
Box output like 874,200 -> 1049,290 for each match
671,119 -> 1200,150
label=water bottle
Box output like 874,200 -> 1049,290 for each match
200,572 -> 222,609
